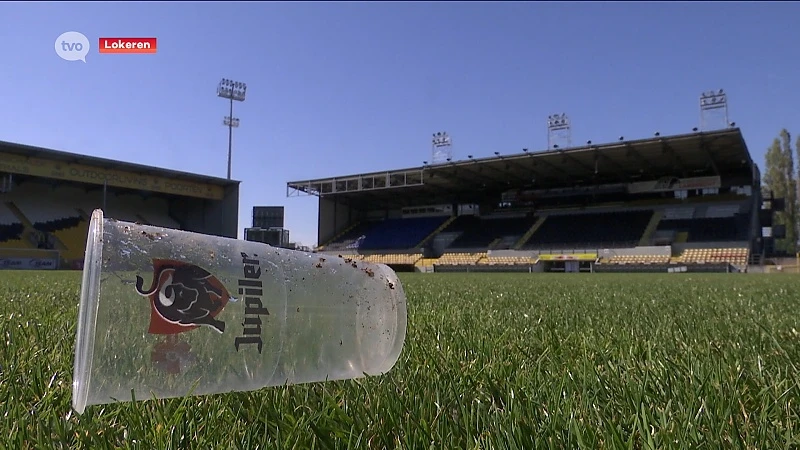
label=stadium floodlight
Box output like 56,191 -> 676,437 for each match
699,89 -> 729,131
432,131 -> 451,147
431,131 -> 453,164
217,78 -> 248,179
547,113 -> 571,150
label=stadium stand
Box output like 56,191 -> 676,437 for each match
521,210 -> 653,249
478,255 -> 538,265
0,139 -> 239,270
605,254 -> 670,265
656,215 -> 749,242
678,248 -> 749,266
362,252 -> 422,265
443,214 -> 538,250
323,216 -> 448,251
290,128 -> 768,274
0,203 -> 25,248
434,252 -> 487,266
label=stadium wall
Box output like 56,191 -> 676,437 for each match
318,197 -> 355,245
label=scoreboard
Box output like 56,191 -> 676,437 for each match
245,227 -> 289,248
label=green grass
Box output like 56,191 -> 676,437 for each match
2,271 -> 799,449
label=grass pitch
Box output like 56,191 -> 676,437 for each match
1,271 -> 799,449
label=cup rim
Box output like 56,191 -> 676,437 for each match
358,263 -> 408,376
72,209 -> 105,414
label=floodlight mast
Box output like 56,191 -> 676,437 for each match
431,131 -> 453,164
217,78 -> 247,179
547,113 -> 571,150
699,89 -> 728,131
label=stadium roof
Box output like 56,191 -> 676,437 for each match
287,128 -> 755,209
0,140 -> 239,187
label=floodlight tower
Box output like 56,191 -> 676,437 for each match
699,89 -> 729,131
547,113 -> 571,150
217,78 -> 247,179
431,132 -> 453,164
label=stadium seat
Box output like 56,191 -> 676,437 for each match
0,204 -> 25,245
359,217 -> 448,250
434,252 -> 486,266
362,253 -> 422,265
53,220 -> 89,261
478,255 -> 537,266
657,215 -> 749,242
678,247 -> 749,266
523,210 -> 653,249
415,257 -> 439,268
12,198 -> 87,254
606,254 -> 670,265
325,217 -> 449,251
444,215 -> 538,250
323,222 -> 380,251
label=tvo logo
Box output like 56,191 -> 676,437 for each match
55,31 -> 90,62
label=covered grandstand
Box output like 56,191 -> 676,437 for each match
0,140 -> 240,269
287,128 -> 764,273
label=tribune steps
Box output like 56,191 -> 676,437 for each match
415,215 -> 457,249
317,222 -> 361,251
53,220 -> 89,261
638,210 -> 664,246
4,201 -> 38,249
514,215 -> 547,249
4,201 -> 74,253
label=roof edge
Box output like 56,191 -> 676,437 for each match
0,140 -> 240,186
288,128 -> 746,186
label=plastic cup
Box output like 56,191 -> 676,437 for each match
72,209 -> 407,414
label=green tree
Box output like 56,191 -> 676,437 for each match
781,130 -> 797,252
762,129 -> 798,253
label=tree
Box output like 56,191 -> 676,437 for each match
796,133 -> 800,223
762,129 -> 798,253
781,129 -> 798,252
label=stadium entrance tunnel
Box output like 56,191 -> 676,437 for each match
541,261 -> 593,273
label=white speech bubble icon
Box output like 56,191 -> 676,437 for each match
55,31 -> 90,62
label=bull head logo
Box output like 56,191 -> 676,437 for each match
135,259 -> 236,335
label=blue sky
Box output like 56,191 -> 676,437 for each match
1,2 -> 798,246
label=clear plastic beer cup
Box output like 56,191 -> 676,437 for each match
72,209 -> 407,414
